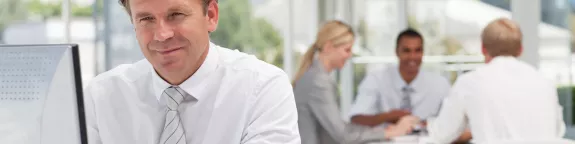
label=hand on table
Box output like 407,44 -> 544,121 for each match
395,115 -> 421,133
383,115 -> 421,139
386,110 -> 411,123
397,115 -> 420,128
383,125 -> 411,139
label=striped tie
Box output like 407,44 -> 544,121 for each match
159,86 -> 187,144
400,86 -> 414,111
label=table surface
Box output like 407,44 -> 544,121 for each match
369,135 -> 428,144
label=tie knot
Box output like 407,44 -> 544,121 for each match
163,86 -> 185,110
402,86 -> 414,93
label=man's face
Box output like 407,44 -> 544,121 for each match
130,0 -> 218,76
396,36 -> 423,73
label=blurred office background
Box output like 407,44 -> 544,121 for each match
1,0 -> 574,139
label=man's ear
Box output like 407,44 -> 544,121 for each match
481,43 -> 492,62
481,43 -> 487,56
206,1 -> 219,33
517,45 -> 523,57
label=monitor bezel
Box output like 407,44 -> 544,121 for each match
0,44 -> 88,144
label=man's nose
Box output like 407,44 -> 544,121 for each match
153,20 -> 174,42
408,51 -> 419,58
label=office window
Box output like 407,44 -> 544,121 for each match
407,0 -> 492,83
541,0 -> 574,125
350,0 -> 404,96
210,0 -> 285,68
1,0 -> 98,85
101,0 -> 142,72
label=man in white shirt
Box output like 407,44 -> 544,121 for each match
83,0 -> 300,144
349,29 -> 451,127
425,18 -> 566,143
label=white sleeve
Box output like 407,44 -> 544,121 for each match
348,71 -> 381,119
426,79 -> 468,144
432,77 -> 452,117
83,82 -> 102,144
240,73 -> 301,144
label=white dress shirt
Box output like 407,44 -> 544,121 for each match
83,42 -> 301,144
348,66 -> 451,122
426,56 -> 566,144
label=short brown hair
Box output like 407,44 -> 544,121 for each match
481,18 -> 523,57
118,0 -> 218,15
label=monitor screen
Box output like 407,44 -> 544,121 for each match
0,44 -> 87,144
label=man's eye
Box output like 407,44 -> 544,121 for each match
171,13 -> 184,17
140,17 -> 154,22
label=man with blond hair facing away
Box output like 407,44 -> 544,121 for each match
423,18 -> 566,143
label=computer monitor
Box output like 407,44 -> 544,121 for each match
0,44 -> 87,144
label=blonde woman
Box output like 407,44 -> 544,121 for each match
293,20 -> 411,144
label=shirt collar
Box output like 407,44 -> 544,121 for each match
152,42 -> 219,101
490,56 -> 517,64
392,65 -> 422,92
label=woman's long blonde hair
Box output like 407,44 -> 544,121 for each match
292,20 -> 355,85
